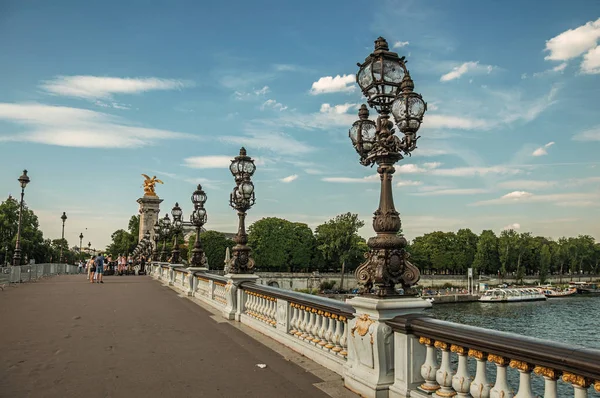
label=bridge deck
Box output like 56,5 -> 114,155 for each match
0,275 -> 348,398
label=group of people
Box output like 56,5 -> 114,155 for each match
81,253 -> 105,284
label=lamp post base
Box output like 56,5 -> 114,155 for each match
343,295 -> 432,398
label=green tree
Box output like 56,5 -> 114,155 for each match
315,213 -> 365,272
188,230 -> 234,270
128,215 -> 140,238
472,230 -> 500,276
0,196 -> 45,264
106,229 -> 137,258
498,229 -> 519,277
454,228 -> 478,274
539,244 -> 551,284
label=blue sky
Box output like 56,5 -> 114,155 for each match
1,0 -> 599,249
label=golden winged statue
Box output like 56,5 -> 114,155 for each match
141,174 -> 164,196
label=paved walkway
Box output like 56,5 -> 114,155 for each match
0,275 -> 353,398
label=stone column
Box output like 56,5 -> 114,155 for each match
137,195 -> 163,242
344,296 -> 432,398
223,273 -> 259,321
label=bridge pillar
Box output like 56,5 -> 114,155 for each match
137,195 -> 163,242
223,274 -> 259,321
344,296 -> 432,398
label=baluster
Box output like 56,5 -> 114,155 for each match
289,304 -> 298,335
248,293 -> 256,316
488,355 -> 513,398
339,318 -> 348,357
434,341 -> 455,397
562,372 -> 592,398
311,312 -> 322,344
317,313 -> 329,347
255,295 -> 263,319
269,298 -> 277,325
331,317 -> 343,353
451,345 -> 470,397
305,309 -> 316,341
324,314 -> 336,351
533,366 -> 560,398
509,360 -> 534,398
294,306 -> 303,336
299,307 -> 309,339
469,349 -> 491,398
419,337 -> 440,393
260,296 -> 268,321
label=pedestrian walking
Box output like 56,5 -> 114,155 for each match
78,260 -> 83,274
87,256 -> 95,283
94,253 -> 105,284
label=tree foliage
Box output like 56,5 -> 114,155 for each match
314,213 -> 367,272
188,230 -> 235,270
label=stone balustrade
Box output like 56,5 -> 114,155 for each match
386,315 -> 600,398
147,263 -> 600,398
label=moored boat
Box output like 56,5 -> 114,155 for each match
542,287 -> 577,298
569,282 -> 600,295
478,288 -> 547,302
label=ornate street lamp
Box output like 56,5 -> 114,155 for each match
190,184 -> 208,268
152,221 -> 161,261
170,203 -> 183,264
159,214 -> 171,262
79,233 -> 84,262
228,147 -> 256,274
12,170 -> 30,266
59,212 -> 67,263
350,37 -> 427,297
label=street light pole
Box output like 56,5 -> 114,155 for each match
159,214 -> 171,262
170,203 -> 183,264
12,170 -> 30,266
190,184 -> 208,268
59,212 -> 67,263
348,37 -> 427,297
79,233 -> 84,262
228,147 -> 257,274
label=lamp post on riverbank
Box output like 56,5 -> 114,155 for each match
12,170 -> 30,266
190,184 -> 208,268
79,233 -> 83,262
348,37 -> 427,297
59,212 -> 67,263
159,214 -> 171,262
228,147 -> 256,274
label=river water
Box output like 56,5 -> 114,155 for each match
430,295 -> 600,396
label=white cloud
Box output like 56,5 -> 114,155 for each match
261,99 -> 287,111
440,61 -> 494,82
396,163 -> 522,177
322,175 -> 379,183
573,126 -> 600,141
234,86 -> 270,100
422,114 -> 490,130
396,179 -> 423,187
544,18 -> 600,61
532,63 -> 568,77
320,103 -> 359,114
503,223 -> 521,231
532,141 -> 555,156
0,102 -> 194,148
473,191 -> 600,206
497,180 -> 557,190
182,156 -> 233,169
220,130 -> 315,156
581,45 -> 600,74
281,174 -> 298,183
310,74 -> 355,95
412,188 -> 489,196
41,76 -> 192,100
393,41 -> 410,48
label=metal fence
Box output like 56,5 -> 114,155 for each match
0,263 -> 80,288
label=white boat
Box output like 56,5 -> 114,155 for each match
478,288 -> 547,302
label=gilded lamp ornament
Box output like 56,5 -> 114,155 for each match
350,37 -> 427,297
228,147 -> 256,274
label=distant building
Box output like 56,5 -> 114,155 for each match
181,227 -> 236,243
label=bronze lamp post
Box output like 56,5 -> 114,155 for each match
79,232 -> 84,262
190,184 -> 208,268
349,37 -> 427,297
12,170 -> 30,266
170,203 -> 183,264
159,214 -> 171,262
228,147 -> 256,274
152,221 -> 160,261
